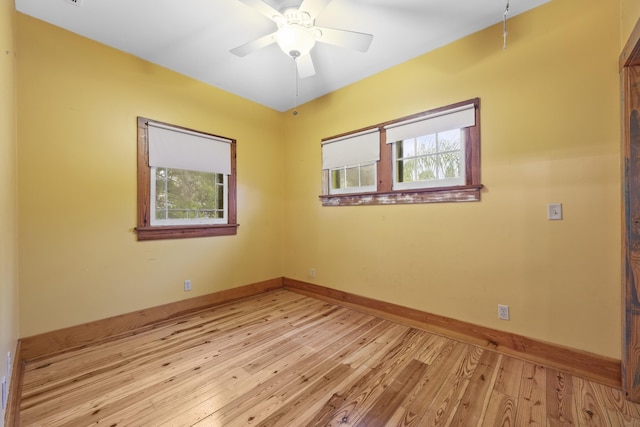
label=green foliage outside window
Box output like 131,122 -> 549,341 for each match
154,168 -> 224,220
396,129 -> 462,183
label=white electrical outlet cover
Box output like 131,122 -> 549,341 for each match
498,304 -> 510,320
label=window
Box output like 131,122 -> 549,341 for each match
330,163 -> 377,194
321,129 -> 380,195
320,98 -> 482,206
393,129 -> 464,189
136,117 -> 238,240
151,168 -> 227,225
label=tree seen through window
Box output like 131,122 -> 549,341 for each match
154,167 -> 225,221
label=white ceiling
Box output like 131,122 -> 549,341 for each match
15,0 -> 550,112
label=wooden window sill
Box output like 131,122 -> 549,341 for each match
319,185 -> 483,206
136,224 -> 239,241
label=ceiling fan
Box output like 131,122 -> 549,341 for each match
230,0 -> 374,78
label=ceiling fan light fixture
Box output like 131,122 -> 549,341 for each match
275,24 -> 317,57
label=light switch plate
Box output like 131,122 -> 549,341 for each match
547,203 -> 562,220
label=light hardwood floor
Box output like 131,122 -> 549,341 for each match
15,290 -> 640,426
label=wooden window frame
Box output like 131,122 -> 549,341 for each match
136,117 -> 238,241
320,98 -> 482,206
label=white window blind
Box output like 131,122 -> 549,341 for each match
385,103 -> 475,144
322,129 -> 380,170
148,122 -> 232,175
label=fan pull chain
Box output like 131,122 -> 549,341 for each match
503,0 -> 510,49
293,57 -> 299,116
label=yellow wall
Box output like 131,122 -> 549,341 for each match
622,0 -> 640,48
283,0 -> 621,358
0,0 -> 18,425
16,14 -> 285,337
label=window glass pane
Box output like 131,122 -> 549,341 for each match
155,169 -> 167,215
346,167 -> 360,187
400,139 -> 415,157
439,151 -> 461,179
416,134 -> 437,155
329,163 -> 376,194
393,127 -> 465,189
416,155 -> 437,181
400,159 -> 415,182
216,181 -> 224,211
154,168 -> 224,221
438,129 -> 461,151
331,169 -> 345,189
361,164 -> 376,187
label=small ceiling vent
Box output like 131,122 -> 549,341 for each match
64,0 -> 82,6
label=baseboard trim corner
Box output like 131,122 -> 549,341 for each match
283,277 -> 621,389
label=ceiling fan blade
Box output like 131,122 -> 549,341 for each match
296,54 -> 316,79
316,27 -> 373,52
236,0 -> 284,22
299,0 -> 332,20
230,32 -> 277,57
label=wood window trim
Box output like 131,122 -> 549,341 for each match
320,98 -> 483,207
136,117 -> 238,241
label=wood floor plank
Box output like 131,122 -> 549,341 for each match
493,356 -> 524,397
481,355 -> 523,427
596,382 -> 640,425
338,322 -> 418,370
483,391 -> 518,427
301,325 -> 430,426
515,362 -> 547,426
241,308 -> 371,375
416,344 -> 483,426
573,376 -> 612,426
250,362 -> 356,427
412,333 -> 449,364
448,350 -> 502,426
15,290 -> 640,427
546,368 -> 577,426
296,325 -> 427,425
301,322 -> 420,426
389,340 -> 469,427
354,358 -> 429,426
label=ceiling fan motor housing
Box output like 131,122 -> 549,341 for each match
275,8 -> 321,57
